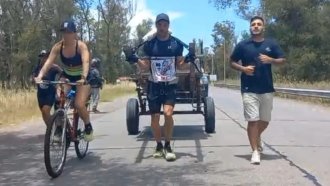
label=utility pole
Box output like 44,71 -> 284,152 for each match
223,39 -> 226,83
211,53 -> 214,75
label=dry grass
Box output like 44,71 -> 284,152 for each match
274,80 -> 330,90
100,82 -> 136,102
274,93 -> 330,106
0,89 -> 40,126
0,82 -> 136,126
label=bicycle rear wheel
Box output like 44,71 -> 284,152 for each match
44,110 -> 68,178
74,114 -> 89,159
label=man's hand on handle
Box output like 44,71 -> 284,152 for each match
34,76 -> 43,84
123,46 -> 139,64
184,52 -> 196,63
126,53 -> 139,64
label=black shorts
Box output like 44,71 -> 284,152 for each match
37,91 -> 56,109
147,81 -> 177,114
62,72 -> 92,86
62,72 -> 81,82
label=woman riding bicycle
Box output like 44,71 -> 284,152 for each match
35,19 -> 94,141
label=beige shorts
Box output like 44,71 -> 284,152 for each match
242,93 -> 273,122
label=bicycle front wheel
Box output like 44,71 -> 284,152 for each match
44,110 -> 68,178
74,114 -> 89,159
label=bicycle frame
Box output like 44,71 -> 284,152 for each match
58,84 -> 80,142
38,80 -> 91,143
41,80 -> 90,178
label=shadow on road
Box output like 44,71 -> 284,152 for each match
0,121 -> 264,185
0,131 -> 48,185
51,153 -> 225,186
0,131 -> 225,186
136,125 -> 211,141
0,131 -> 214,186
89,111 -> 109,114
134,125 -> 212,164
234,154 -> 282,162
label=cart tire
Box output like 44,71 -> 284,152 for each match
126,98 -> 140,135
204,97 -> 215,133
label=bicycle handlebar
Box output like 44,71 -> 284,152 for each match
36,80 -> 82,86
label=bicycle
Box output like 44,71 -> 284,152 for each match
38,80 -> 90,178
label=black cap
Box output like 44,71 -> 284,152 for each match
156,13 -> 170,23
60,19 -> 77,33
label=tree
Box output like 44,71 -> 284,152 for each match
240,30 -> 250,41
211,21 -> 237,80
210,0 -> 262,20
0,0 -> 136,88
210,0 -> 330,82
134,18 -> 153,45
96,0 -> 135,82
75,0 -> 95,43
0,0 -> 76,89
263,0 -> 330,81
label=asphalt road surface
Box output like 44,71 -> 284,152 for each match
0,86 -> 329,186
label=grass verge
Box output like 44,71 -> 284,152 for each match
100,82 -> 136,102
0,83 -> 136,126
0,89 -> 39,126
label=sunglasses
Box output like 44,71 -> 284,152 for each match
251,22 -> 263,27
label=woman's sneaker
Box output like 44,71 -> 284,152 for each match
84,123 -> 94,142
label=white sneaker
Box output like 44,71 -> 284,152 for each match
251,150 -> 260,165
164,146 -> 176,161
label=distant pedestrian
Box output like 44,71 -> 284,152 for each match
89,58 -> 103,113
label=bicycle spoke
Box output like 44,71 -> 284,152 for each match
74,117 -> 89,159
44,112 -> 68,178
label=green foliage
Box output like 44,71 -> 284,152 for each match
135,18 -> 153,44
0,0 -> 137,88
206,20 -> 238,80
210,0 -> 330,82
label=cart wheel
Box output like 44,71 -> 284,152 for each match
126,98 -> 140,135
204,97 -> 215,133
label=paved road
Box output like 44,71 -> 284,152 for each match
0,87 -> 329,186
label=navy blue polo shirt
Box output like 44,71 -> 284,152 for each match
230,38 -> 285,93
143,36 -> 184,57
